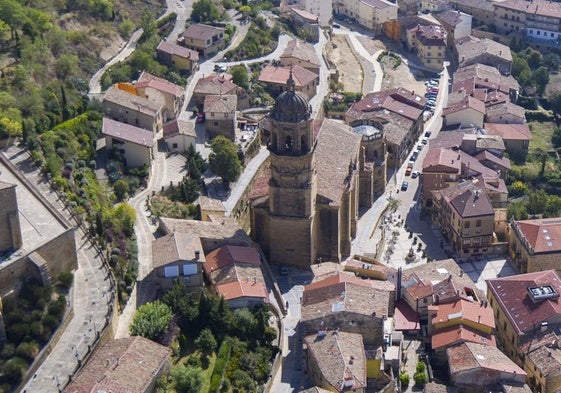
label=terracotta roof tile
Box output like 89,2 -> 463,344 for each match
513,218 -> 561,254
447,342 -> 525,376
102,118 -> 154,147
63,337 -> 170,393
422,147 -> 462,172
431,298 -> 495,328
431,325 -> 496,349
163,119 -> 196,138
194,74 -> 238,96
408,24 -> 447,46
136,72 -> 184,96
258,65 -> 318,87
487,270 -> 561,335
182,24 -> 225,41
485,102 -> 526,121
453,63 -> 519,92
435,180 -> 494,218
442,96 -> 486,116
495,0 -> 561,18
483,123 -> 531,141
435,9 -> 470,28
456,37 -> 512,63
203,94 -> 237,113
103,86 -> 162,117
304,331 -> 366,392
394,300 -> 420,331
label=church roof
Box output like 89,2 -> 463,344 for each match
315,119 -> 362,206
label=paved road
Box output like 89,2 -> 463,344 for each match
0,146 -> 113,393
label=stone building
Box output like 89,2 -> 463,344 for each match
250,74 -> 375,268
0,181 -> 22,253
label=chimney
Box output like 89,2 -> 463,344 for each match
478,315 -> 481,323
195,250 -> 200,260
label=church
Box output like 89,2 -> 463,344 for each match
249,75 -> 385,269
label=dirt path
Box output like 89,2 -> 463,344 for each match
327,34 -> 363,93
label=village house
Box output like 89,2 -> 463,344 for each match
455,36 -> 512,75
421,147 -> 462,209
442,96 -> 486,128
453,63 -> 520,103
420,0 -> 447,13
483,123 -> 531,158
135,72 -> 184,120
258,65 -> 318,98
406,24 -> 447,70
300,273 -> 392,346
284,0 -> 332,26
162,119 -> 196,154
103,86 -> 164,134
431,180 -> 496,259
304,330 -> 367,393
288,6 -> 320,42
178,24 -> 225,57
156,40 -> 199,73
203,94 -> 237,141
447,342 -> 527,393
280,38 -> 321,75
203,245 -> 268,309
434,10 -> 472,46
486,270 -> 561,362
149,232 -> 205,291
345,88 -> 426,169
447,78 -> 511,108
485,102 -> 526,124
400,258 -> 483,321
101,118 -> 153,168
509,218 -> 561,275
192,73 -> 248,110
447,0 -> 495,26
63,336 -> 171,393
519,328 -> 561,393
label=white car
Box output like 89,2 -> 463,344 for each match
411,171 -> 420,179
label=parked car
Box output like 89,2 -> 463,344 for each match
411,151 -> 419,161
416,144 -> 423,151
427,88 -> 439,93
425,131 -> 432,138
333,24 -> 341,28
401,181 -> 409,191
405,161 -> 414,175
411,171 -> 420,179
422,138 -> 428,145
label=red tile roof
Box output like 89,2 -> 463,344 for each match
513,218 -> 561,254
182,23 -> 224,41
203,94 -> 237,113
204,245 -> 261,272
484,123 -> 532,141
495,0 -> 561,18
422,147 -> 462,172
348,88 -> 425,121
431,298 -> 495,328
432,325 -> 496,349
281,39 -> 320,66
442,96 -> 486,116
258,64 -> 318,87
102,118 -> 154,147
408,24 -> 447,46
194,73 -> 238,96
394,300 -> 420,331
215,280 -> 268,301
448,342 -> 526,376
162,119 -> 196,138
487,270 -> 561,335
136,72 -> 184,97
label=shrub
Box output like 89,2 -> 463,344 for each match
416,361 -> 426,373
399,372 -> 410,386
414,371 -> 428,386
209,339 -> 232,393
56,271 -> 74,289
15,341 -> 39,362
2,357 -> 28,382
195,328 -> 217,354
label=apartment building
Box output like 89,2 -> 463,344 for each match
334,0 -> 398,33
406,24 -> 447,70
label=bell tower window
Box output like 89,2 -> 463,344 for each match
285,135 -> 293,151
301,135 -> 307,153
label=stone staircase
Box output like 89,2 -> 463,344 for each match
29,252 -> 52,286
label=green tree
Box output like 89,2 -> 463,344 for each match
546,195 -> 561,217
527,49 -> 543,69
2,357 -> 28,382
113,179 -> 130,200
544,53 -> 561,71
109,202 -> 136,236
172,366 -> 203,393
195,328 -> 217,354
527,190 -> 548,217
209,136 -> 242,187
230,65 -> 249,90
509,180 -> 530,197
512,54 -> 532,86
191,0 -> 220,23
130,300 -> 173,341
532,67 -> 550,95
550,93 -> 561,117
161,281 -> 199,330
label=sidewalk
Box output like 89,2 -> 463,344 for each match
2,145 -> 113,393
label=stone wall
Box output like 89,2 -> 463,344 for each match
0,185 -> 21,253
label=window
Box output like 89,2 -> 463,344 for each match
172,143 -> 178,149
164,265 -> 179,278
224,113 -> 228,117
214,121 -> 218,126
530,29 -> 533,34
465,222 -> 471,229
476,220 -> 481,227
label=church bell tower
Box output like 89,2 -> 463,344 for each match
266,72 -> 317,268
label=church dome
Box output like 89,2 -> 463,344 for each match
269,72 -> 311,123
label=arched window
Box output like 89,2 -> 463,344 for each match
301,135 -> 307,152
285,135 -> 293,151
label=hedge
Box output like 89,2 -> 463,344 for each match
525,109 -> 554,122
208,339 -> 232,393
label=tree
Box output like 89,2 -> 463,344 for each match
209,136 -> 242,187
113,179 -> 130,200
109,202 -> 136,236
172,366 -> 203,393
387,196 -> 401,212
549,93 -> 561,117
161,281 -> 199,330
527,49 -> 543,69
546,195 -> 561,217
130,301 -> 173,341
544,53 -> 561,71
509,180 -> 530,197
230,65 -> 249,90
512,54 -> 531,86
2,357 -> 28,382
532,67 -> 550,95
195,328 -> 217,354
191,0 -> 220,23
527,190 -> 548,217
